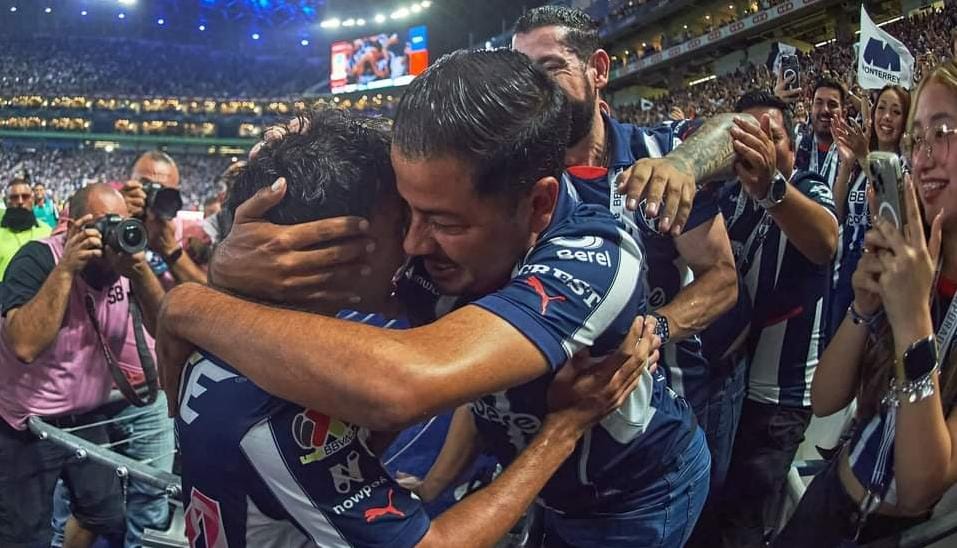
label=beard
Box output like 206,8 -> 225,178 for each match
81,260 -> 120,291
567,79 -> 598,147
0,207 -> 38,232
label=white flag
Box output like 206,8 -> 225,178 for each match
858,6 -> 915,89
640,98 -> 654,111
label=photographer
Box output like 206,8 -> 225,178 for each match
775,58 -> 957,547
0,183 -> 164,547
119,151 -> 206,285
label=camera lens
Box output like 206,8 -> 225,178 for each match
115,219 -> 147,254
121,225 -> 144,248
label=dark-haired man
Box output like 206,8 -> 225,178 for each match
511,4 -> 740,503
0,183 -> 165,548
176,106 -> 655,548
33,182 -> 58,228
794,77 -> 847,187
160,49 -> 708,546
711,90 -> 838,547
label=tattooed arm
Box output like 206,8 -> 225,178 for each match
616,113 -> 756,236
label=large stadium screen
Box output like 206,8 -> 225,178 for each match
330,25 -> 429,94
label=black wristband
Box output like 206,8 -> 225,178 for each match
163,247 -> 184,265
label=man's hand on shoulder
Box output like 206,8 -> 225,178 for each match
208,178 -> 375,310
616,157 -> 696,236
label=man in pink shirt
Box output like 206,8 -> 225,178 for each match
0,183 -> 165,547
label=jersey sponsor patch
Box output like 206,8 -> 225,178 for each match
292,410 -> 358,465
185,487 -> 229,548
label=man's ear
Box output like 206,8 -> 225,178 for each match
591,49 -> 611,92
527,176 -> 560,234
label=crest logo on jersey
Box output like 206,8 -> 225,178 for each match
185,488 -> 229,548
364,489 -> 407,523
292,409 -> 357,465
526,276 -> 566,315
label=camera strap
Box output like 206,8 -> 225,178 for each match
84,291 -> 159,407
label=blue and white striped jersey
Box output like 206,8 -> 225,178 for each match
567,114 -> 721,414
719,170 -> 837,408
829,168 -> 870,341
176,312 -> 431,548
395,175 -> 698,514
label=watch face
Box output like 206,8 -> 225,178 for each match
771,175 -> 788,201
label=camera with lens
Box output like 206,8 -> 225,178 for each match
88,214 -> 148,255
141,181 -> 183,220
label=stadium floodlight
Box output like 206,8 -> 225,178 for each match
300,39 -> 309,46
320,18 -> 341,29
81,10 -> 88,15
44,7 -> 51,13
342,18 -> 356,27
422,0 -> 432,7
9,6 -> 15,13
411,4 -> 421,13
118,0 -> 136,6
251,32 -> 260,40
391,7 -> 409,19
118,12 -> 126,19
374,13 -> 386,23
689,74 -> 717,87
356,18 -> 366,26
157,18 -> 165,25
198,24 -> 206,31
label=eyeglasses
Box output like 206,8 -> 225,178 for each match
902,123 -> 957,161
7,193 -> 32,202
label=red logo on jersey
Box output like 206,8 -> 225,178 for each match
185,488 -> 229,548
527,276 -> 566,315
292,409 -> 356,464
363,489 -> 406,523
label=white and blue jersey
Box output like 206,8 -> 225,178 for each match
719,170 -> 837,408
795,128 -> 842,188
395,176 -> 699,514
828,167 -> 870,340
175,312 -> 431,548
566,114 -> 721,415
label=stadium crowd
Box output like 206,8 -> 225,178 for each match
0,38 -> 321,99
2,3 -> 957,548
614,3 -> 957,124
0,147 -> 231,211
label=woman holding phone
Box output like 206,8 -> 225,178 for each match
826,85 -> 910,341
775,59 -> 957,546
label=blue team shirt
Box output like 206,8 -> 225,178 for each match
395,176 -> 698,514
828,167 -> 870,341
567,114 -> 721,414
176,313 -> 431,548
718,170 -> 837,408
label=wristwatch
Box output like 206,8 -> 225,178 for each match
757,171 -> 789,209
163,247 -> 184,265
650,312 -> 671,345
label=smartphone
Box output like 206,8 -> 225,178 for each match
866,151 -> 906,231
780,54 -> 800,90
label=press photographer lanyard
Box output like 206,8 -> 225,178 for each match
84,291 -> 159,407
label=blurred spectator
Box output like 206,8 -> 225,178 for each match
0,178 -> 52,276
32,181 -> 58,228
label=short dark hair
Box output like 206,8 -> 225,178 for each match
735,90 -> 795,150
392,48 -> 570,198
226,108 -> 395,226
513,5 -> 601,63
7,178 -> 30,192
812,77 -> 847,105
32,181 -> 44,189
